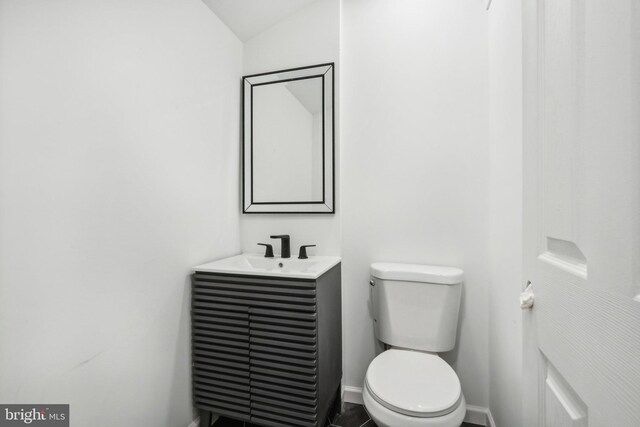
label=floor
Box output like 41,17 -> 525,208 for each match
211,403 -> 482,427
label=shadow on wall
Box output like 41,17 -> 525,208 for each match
168,277 -> 197,423
441,282 -> 464,368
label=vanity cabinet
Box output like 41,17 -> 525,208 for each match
191,263 -> 341,427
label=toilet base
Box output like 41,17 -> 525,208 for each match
363,383 -> 466,427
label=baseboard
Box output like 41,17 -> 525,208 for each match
486,409 -> 496,427
343,385 -> 364,405
465,405 -> 487,425
464,405 -> 496,427
187,414 -> 219,427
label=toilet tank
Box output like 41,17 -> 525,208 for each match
370,263 -> 463,352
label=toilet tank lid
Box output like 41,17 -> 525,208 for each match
370,262 -> 464,284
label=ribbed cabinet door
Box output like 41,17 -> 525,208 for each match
192,273 -> 320,427
249,306 -> 319,427
192,275 -> 251,421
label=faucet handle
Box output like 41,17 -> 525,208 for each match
257,243 -> 274,258
298,245 -> 316,259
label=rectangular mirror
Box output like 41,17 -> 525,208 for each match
242,63 -> 335,214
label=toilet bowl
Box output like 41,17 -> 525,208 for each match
364,263 -> 466,427
362,349 -> 465,427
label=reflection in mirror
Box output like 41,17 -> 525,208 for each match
253,77 -> 323,203
243,63 -> 334,214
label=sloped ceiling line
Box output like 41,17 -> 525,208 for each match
202,0 -> 320,42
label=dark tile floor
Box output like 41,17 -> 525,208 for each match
211,403 -> 482,427
328,402 -> 374,427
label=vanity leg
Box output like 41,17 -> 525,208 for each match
325,386 -> 342,426
199,410 -> 213,427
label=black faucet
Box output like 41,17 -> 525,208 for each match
257,243 -> 274,258
270,235 -> 291,258
298,245 -> 316,259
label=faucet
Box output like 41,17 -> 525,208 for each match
270,235 -> 291,258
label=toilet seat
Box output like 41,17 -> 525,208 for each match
363,385 -> 466,427
364,349 -> 462,418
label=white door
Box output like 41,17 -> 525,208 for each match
523,1 -> 640,426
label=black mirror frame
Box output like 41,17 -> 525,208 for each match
242,63 -> 335,214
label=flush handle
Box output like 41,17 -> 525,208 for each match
369,280 -> 375,287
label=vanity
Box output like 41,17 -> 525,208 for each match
192,61 -> 341,427
191,254 -> 342,427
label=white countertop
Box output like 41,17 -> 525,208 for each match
193,253 -> 341,280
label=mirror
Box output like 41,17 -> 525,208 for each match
242,63 -> 335,213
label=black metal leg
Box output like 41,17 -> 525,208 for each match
199,410 -> 213,427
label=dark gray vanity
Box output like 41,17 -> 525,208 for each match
191,259 -> 341,427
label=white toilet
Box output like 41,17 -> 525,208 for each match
363,262 -> 466,427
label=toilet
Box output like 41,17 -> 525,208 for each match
363,262 -> 466,427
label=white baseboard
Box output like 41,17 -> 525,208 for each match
187,414 -> 219,427
344,387 -> 495,426
486,409 -> 496,427
464,405 -> 487,425
343,385 -> 364,405
464,405 -> 497,427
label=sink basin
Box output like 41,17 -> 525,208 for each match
193,253 -> 341,279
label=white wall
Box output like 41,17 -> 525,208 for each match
0,1 -> 242,426
253,84 -> 317,202
488,0 -> 523,426
341,0 -> 490,409
240,0 -> 341,256
0,0 -> 524,423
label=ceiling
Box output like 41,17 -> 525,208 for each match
202,0 -> 320,42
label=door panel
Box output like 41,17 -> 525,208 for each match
543,360 -> 588,427
524,0 -> 640,426
540,0 -> 584,252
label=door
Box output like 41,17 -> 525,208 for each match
523,1 -> 640,426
